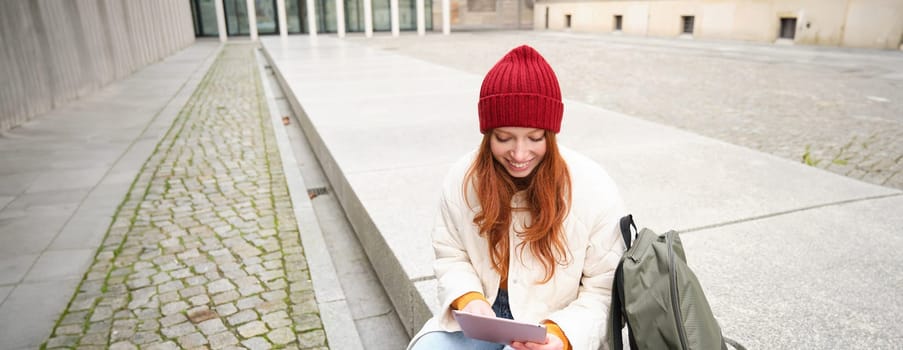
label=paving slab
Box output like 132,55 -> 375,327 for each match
0,196 -> 13,209
0,286 -> 11,304
0,212 -> 70,254
1,189 -> 89,211
0,279 -> 81,350
262,34 -> 902,348
48,207 -> 115,250
0,254 -> 38,285
22,249 -> 94,282
0,172 -> 39,195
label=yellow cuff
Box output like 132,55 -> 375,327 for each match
451,292 -> 488,311
543,321 -> 571,350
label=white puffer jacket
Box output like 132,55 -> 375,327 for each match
409,146 -> 627,350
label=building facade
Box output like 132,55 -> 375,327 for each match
189,0 -> 434,36
0,0 -> 195,131
534,0 -> 903,50
448,0 -> 533,29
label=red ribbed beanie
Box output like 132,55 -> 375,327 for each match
478,45 -> 563,134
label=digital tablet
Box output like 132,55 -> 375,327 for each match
452,310 -> 547,345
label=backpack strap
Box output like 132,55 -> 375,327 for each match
609,215 -> 636,350
619,215 -> 637,248
613,215 -> 639,350
610,262 -> 638,350
610,262 -> 626,349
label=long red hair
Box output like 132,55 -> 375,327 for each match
464,130 -> 572,283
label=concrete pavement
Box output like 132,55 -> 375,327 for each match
261,33 -> 902,349
2,29 -> 900,350
35,42 -> 333,350
350,30 -> 903,191
0,39 -> 221,349
260,54 -> 409,349
0,40 -> 374,350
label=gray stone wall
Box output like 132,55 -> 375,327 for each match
0,0 -> 196,132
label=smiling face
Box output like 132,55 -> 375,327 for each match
489,127 -> 547,178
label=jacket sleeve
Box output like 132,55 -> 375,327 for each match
432,178 -> 486,330
547,192 -> 626,350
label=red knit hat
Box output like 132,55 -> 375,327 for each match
478,45 -> 563,134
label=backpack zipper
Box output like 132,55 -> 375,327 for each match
667,232 -> 689,350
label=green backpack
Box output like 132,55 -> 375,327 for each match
609,215 -> 743,350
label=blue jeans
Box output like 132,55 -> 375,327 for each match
411,289 -> 514,350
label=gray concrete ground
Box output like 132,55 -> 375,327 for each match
0,39 -> 221,350
261,32 -> 902,349
35,43 -> 330,349
349,30 -> 903,191
3,29 -> 901,350
0,39 -> 394,350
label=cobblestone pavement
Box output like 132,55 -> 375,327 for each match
351,31 -> 903,190
42,43 -> 328,350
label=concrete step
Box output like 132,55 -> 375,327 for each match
259,34 -> 903,349
257,49 -> 409,349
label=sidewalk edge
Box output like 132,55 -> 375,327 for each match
260,40 -> 431,338
254,48 -> 365,350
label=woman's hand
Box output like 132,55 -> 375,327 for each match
461,299 -> 495,317
510,334 -> 564,350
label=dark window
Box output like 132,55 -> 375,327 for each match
191,0 -> 201,36
780,17 -> 797,39
256,0 -> 279,35
545,7 -> 549,29
286,0 -> 305,33
190,0 -> 220,36
681,15 -> 694,34
224,0 -> 250,35
614,15 -> 622,31
291,0 -> 429,34
343,0 -> 362,32
398,0 -> 425,30
565,14 -> 571,29
318,0 -> 338,32
371,0 -> 391,31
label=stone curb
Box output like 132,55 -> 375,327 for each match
259,42 -> 431,337
254,48 -> 365,350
